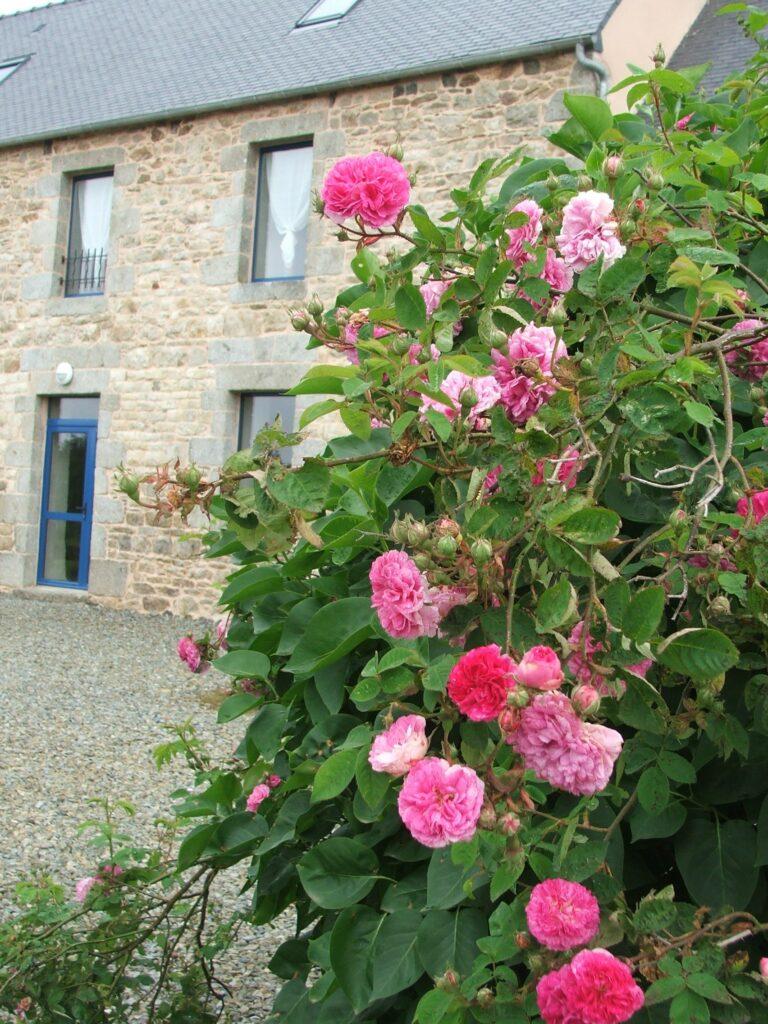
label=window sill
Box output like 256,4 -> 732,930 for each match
45,295 -> 108,317
229,279 -> 307,304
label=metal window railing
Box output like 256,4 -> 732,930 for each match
64,248 -> 108,297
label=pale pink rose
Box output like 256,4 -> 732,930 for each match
537,948 -> 644,1024
737,488 -> 768,525
506,199 -> 543,268
725,319 -> 768,381
420,279 -> 452,316
499,375 -> 553,424
369,714 -> 429,776
541,247 -> 574,294
675,113 -> 693,130
321,152 -> 410,230
177,636 -> 202,673
510,691 -> 623,796
514,645 -> 564,691
216,620 -> 229,650
369,549 -> 440,639
760,957 -> 768,979
430,585 -> 471,619
75,877 -> 98,903
246,783 -> 271,813
556,190 -> 626,273
532,445 -> 582,488
420,371 -> 501,429
566,620 -> 604,687
408,341 -> 441,365
492,323 -> 567,425
447,644 -> 517,722
343,312 -> 390,363
571,684 -> 601,714
526,878 -> 600,951
397,756 -> 485,848
627,658 -> 653,678
266,774 -> 282,789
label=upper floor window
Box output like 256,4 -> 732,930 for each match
239,392 -> 296,465
65,171 -> 114,297
252,143 -> 313,282
0,58 -> 24,85
296,0 -> 360,26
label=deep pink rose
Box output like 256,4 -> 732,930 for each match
532,445 -> 582,488
526,878 -> 600,951
506,199 -> 543,267
266,774 -> 282,789
447,644 -> 517,721
760,957 -> 768,979
514,645 -> 565,691
397,756 -> 484,848
537,949 -> 644,1024
321,152 -> 410,229
675,113 -> 693,130
246,783 -> 271,813
484,464 -> 502,494
556,191 -> 626,273
369,714 -> 429,776
510,692 -> 623,796
737,488 -> 768,525
725,319 -> 768,381
177,636 -> 202,673
420,371 -> 501,428
626,658 -> 653,678
369,550 -> 440,639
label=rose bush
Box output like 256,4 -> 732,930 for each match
7,10 -> 768,1022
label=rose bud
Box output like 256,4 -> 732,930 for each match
500,813 -> 521,836
603,154 -> 623,178
392,335 -> 413,355
572,684 -> 601,715
513,645 -> 564,691
507,687 -> 531,709
471,539 -> 493,565
307,293 -> 324,318
460,386 -> 479,408
498,707 -> 521,734
437,535 -> 458,558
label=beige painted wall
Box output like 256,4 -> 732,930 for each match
601,0 -> 708,110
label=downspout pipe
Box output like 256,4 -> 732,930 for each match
576,40 -> 610,99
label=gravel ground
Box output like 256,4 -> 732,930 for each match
0,592 -> 292,1021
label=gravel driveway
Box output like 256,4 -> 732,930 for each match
0,592 -> 291,1021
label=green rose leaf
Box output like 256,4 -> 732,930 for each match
298,837 -> 379,909
214,649 -> 271,680
560,507 -> 621,545
395,283 -> 427,331
623,586 -> 665,642
311,748 -> 358,803
657,628 -> 739,680
371,908 -> 424,999
286,597 -> 375,676
675,819 -> 758,911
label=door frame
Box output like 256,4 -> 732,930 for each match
36,416 -> 98,589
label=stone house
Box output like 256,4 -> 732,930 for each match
0,0 -> 745,615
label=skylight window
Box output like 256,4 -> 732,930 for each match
296,0 -> 359,27
0,59 -> 24,85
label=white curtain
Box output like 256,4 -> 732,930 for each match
77,176 -> 113,254
267,147 -> 313,270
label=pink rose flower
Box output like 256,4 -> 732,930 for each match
763,411 -> 768,427
266,774 -> 282,788
177,636 -> 202,673
506,198 -> 543,268
688,554 -> 709,568
75,877 -> 98,903
369,714 -> 429,776
724,319 -> 768,381
737,488 -> 768,525
447,644 -> 517,721
532,445 -> 582,488
321,152 -> 410,230
541,247 -> 575,294
760,957 -> 768,979
626,658 -> 652,678
342,312 -> 390,363
369,550 -> 440,639
216,620 -> 229,650
537,948 -> 644,1024
484,464 -> 502,494
430,585 -> 471,619
556,191 -> 626,273
514,645 -> 565,691
492,323 -> 567,425
98,864 -> 123,881
246,783 -> 271,813
566,621 -> 604,687
510,691 -> 623,796
526,878 -> 601,951
675,113 -> 693,130
397,756 -> 485,848
420,279 -> 452,317
420,371 -> 501,429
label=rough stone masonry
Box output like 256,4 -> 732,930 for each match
0,54 -> 592,617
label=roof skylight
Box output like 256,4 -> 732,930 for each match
296,0 -> 359,27
0,58 -> 24,85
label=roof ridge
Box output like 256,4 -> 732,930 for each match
0,0 -> 86,24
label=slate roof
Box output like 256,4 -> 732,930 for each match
0,0 -> 619,148
669,0 -> 768,92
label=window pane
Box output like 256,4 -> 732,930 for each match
43,519 -> 82,583
239,393 -> 296,465
298,0 -> 357,24
49,396 -> 100,420
253,146 -> 313,280
66,174 -> 113,295
0,61 -> 21,85
46,432 -> 88,514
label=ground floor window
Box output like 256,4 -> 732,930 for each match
238,392 -> 296,465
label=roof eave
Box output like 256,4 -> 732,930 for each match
0,32 -> 599,150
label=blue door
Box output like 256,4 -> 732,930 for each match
37,416 -> 97,589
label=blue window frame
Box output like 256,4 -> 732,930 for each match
251,141 -> 313,283
37,407 -> 98,590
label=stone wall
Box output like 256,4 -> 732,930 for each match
0,51 -> 593,617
